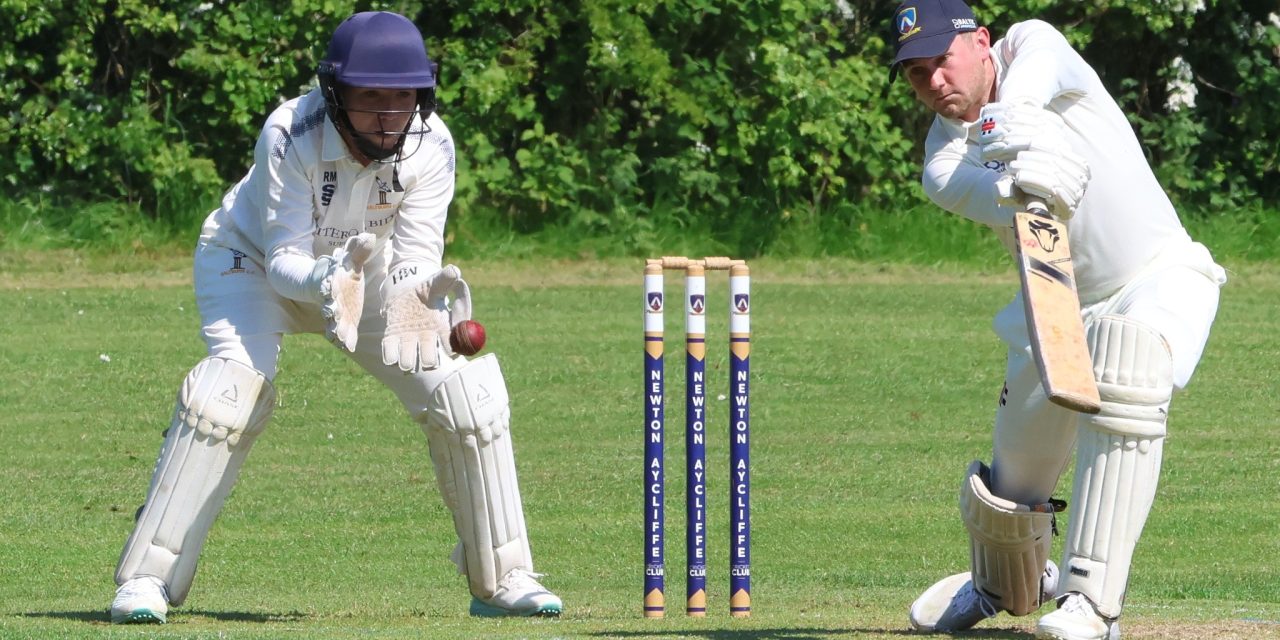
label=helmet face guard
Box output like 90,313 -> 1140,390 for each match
317,12 -> 438,162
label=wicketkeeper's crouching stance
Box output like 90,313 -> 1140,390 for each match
885,1 -> 1224,639
111,11 -> 560,624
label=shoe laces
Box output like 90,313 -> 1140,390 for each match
957,582 -> 999,618
498,568 -> 549,593
116,576 -> 167,599
1058,593 -> 1099,618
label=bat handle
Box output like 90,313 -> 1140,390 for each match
1023,195 -> 1051,218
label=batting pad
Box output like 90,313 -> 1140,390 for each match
1061,315 -> 1172,618
422,354 -> 533,599
116,357 -> 275,605
960,460 -> 1058,616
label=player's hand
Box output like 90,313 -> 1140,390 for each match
1009,147 -> 1090,220
318,232 -> 377,352
978,101 -> 1066,163
381,265 -> 474,373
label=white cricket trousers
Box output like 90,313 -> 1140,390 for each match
191,240 -> 456,418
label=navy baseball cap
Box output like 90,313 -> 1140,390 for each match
887,0 -> 978,83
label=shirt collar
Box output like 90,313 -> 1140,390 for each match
321,112 -> 353,163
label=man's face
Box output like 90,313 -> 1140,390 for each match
340,86 -> 418,155
901,28 -> 993,122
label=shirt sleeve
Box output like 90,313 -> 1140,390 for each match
993,20 -> 1096,106
921,122 -> 1017,228
258,120 -> 324,303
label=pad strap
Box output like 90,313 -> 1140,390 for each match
961,460 -> 1060,616
116,357 -> 275,605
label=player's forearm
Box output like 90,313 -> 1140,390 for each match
923,158 -> 1016,227
267,248 -> 328,304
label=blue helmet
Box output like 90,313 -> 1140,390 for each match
317,12 -> 438,160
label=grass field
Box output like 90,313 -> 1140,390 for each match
2,256 -> 1277,639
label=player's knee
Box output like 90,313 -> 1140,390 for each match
418,354 -> 510,440
177,357 -> 277,445
1085,315 -> 1172,438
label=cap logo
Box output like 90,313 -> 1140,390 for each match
953,18 -> 976,29
896,7 -> 920,40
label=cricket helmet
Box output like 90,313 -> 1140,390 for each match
317,11 -> 438,161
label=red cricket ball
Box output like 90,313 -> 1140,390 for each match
449,320 -> 487,356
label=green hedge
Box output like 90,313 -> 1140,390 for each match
1,0 -> 1276,256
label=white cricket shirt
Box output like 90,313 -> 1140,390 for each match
198,88 -> 455,304
920,20 -> 1194,302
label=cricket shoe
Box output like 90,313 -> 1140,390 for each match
469,569 -> 562,617
110,575 -> 168,624
909,561 -> 1059,632
1036,593 -> 1120,640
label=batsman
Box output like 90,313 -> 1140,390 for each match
886,1 -> 1225,638
110,11 -> 561,623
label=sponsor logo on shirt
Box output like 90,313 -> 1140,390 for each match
315,226 -> 361,251
320,170 -> 337,207
367,211 -> 396,230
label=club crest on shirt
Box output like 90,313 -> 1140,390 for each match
220,249 -> 258,276
372,177 -> 394,208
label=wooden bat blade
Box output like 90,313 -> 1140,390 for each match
1014,210 -> 1102,415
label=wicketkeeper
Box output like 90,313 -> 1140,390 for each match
111,11 -> 562,623
886,1 -> 1225,638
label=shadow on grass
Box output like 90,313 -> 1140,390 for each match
21,610 -> 311,624
585,628 -> 1034,639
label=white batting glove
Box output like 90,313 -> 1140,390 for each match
1008,147 -> 1090,220
978,101 -> 1067,163
314,232 -> 377,352
380,265 -> 474,373
994,174 -> 1024,211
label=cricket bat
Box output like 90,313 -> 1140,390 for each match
1014,198 -> 1101,414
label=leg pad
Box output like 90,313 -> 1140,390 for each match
961,460 -> 1060,616
421,354 -> 533,599
115,357 -> 274,605
1060,315 -> 1172,618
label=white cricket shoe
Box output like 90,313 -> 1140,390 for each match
909,572 -> 999,632
1037,593 -> 1121,640
910,561 -> 1059,632
110,575 -> 169,624
469,568 -> 563,617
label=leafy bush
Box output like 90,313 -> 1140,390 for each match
0,0 -> 1276,256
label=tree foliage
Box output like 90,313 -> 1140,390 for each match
1,0 -> 1275,254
